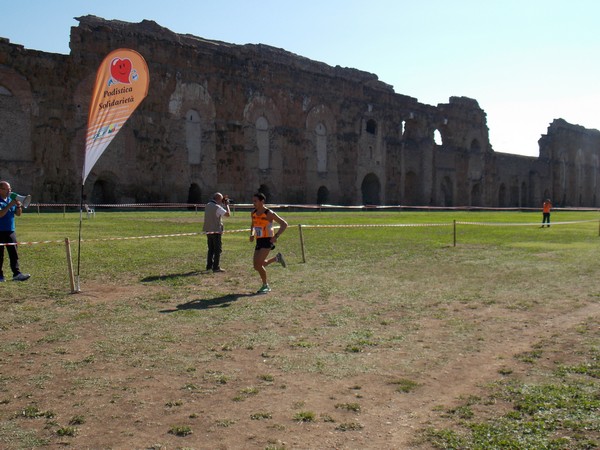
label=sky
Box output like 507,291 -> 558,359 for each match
1,0 -> 599,157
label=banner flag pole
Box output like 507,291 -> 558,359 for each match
75,183 -> 84,293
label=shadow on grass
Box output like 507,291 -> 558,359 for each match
140,271 -> 202,282
160,293 -> 257,312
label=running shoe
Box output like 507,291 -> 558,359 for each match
256,284 -> 271,294
276,252 -> 287,268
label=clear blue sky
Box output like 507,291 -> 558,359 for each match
2,0 -> 599,157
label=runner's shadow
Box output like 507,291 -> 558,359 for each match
141,271 -> 201,282
160,293 -> 256,312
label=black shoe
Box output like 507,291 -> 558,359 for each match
213,268 -> 225,273
13,273 -> 31,281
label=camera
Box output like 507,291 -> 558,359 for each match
224,196 -> 234,205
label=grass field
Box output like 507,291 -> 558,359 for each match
0,209 -> 598,449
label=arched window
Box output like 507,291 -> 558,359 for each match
256,116 -> 270,170
361,173 -> 381,205
433,129 -> 442,146
366,119 -> 377,135
315,122 -> 327,172
91,175 -> 118,204
186,110 -> 202,164
187,183 -> 202,205
317,186 -> 329,204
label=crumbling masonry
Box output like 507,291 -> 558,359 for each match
1,16 -> 599,207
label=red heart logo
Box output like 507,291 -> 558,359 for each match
110,57 -> 132,84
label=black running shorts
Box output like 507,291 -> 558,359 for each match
255,237 -> 275,251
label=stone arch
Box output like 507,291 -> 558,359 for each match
361,173 -> 381,205
91,172 -> 119,204
168,80 -> 214,116
244,95 -> 281,173
187,182 -> 202,205
365,119 -> 377,135
244,95 -> 282,126
186,109 -> 202,164
166,80 -> 217,189
305,103 -> 336,178
317,186 -> 329,204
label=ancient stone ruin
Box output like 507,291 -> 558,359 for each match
1,15 -> 599,207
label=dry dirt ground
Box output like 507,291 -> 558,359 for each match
1,276 -> 598,450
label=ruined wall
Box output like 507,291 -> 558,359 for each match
1,16 -> 599,207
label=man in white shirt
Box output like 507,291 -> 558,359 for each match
202,192 -> 231,272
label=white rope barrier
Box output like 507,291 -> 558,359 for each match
299,223 -> 451,228
456,219 -> 598,226
0,240 -> 63,247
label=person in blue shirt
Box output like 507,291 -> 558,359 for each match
0,181 -> 30,282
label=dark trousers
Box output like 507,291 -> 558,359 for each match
0,231 -> 20,277
542,213 -> 550,226
206,233 -> 223,271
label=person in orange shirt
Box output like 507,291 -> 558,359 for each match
249,192 -> 288,294
541,199 -> 552,228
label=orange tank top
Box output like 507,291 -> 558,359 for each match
251,208 -> 273,238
